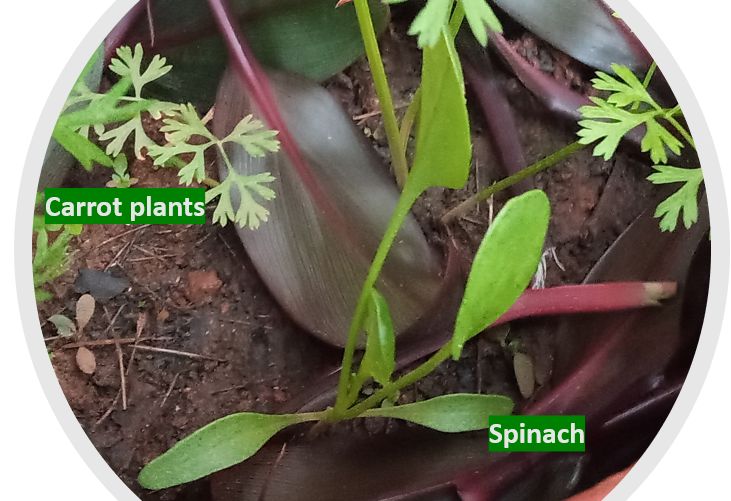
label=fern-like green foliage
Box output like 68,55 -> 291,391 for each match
578,63 -> 703,232
39,45 -> 282,299
385,0 -> 502,48
33,196 -> 83,301
647,166 -> 704,232
578,64 -> 683,164
50,44 -> 281,230
148,106 -> 280,229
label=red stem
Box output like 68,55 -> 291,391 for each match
488,31 -> 646,147
398,281 -> 676,379
497,281 -> 676,325
462,59 -> 531,194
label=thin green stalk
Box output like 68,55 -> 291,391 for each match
448,1 -> 465,35
399,89 -> 421,157
353,0 -> 409,188
333,1 -> 471,416
342,344 -> 453,419
442,141 -> 586,223
632,62 -> 657,112
666,115 -> 696,150
333,186 -> 420,415
642,62 -> 658,88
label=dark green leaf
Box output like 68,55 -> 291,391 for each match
360,288 -> 396,385
363,393 -> 514,432
138,412 -> 313,490
452,190 -> 550,359
407,29 -> 471,196
123,0 -> 390,106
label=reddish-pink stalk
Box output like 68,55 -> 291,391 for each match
403,281 -> 677,371
489,31 -> 590,118
497,281 -> 676,325
462,60 -> 531,194
206,0 -> 343,225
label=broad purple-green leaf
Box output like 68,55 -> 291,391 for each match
118,0 -> 389,105
492,0 -> 650,72
214,70 -> 442,347
452,190 -> 550,358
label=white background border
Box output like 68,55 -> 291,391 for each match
2,1 -> 729,499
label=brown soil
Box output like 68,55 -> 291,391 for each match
38,14 -> 658,501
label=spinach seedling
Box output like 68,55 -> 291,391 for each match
138,1 -> 549,490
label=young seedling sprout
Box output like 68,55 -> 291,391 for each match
42,0 -> 691,490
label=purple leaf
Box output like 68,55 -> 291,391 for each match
492,0 -> 651,72
213,68 -> 443,347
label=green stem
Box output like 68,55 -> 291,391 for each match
442,141 -> 586,223
665,114 -> 696,150
353,0 -> 409,188
333,185 -> 420,415
399,89 -> 421,157
448,1 -> 465,36
632,62 -> 657,112
341,344 -> 453,419
643,62 -> 658,88
292,410 -> 328,423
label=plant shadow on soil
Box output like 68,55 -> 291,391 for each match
38,15 -> 658,501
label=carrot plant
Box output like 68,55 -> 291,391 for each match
34,44 -> 281,299
137,0 -> 551,490
444,57 -> 702,231
51,44 -> 281,226
576,63 -> 702,231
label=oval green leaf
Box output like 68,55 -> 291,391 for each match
452,190 -> 550,359
363,393 -> 514,432
360,288 -> 396,385
407,28 -> 471,196
138,412 -> 310,490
